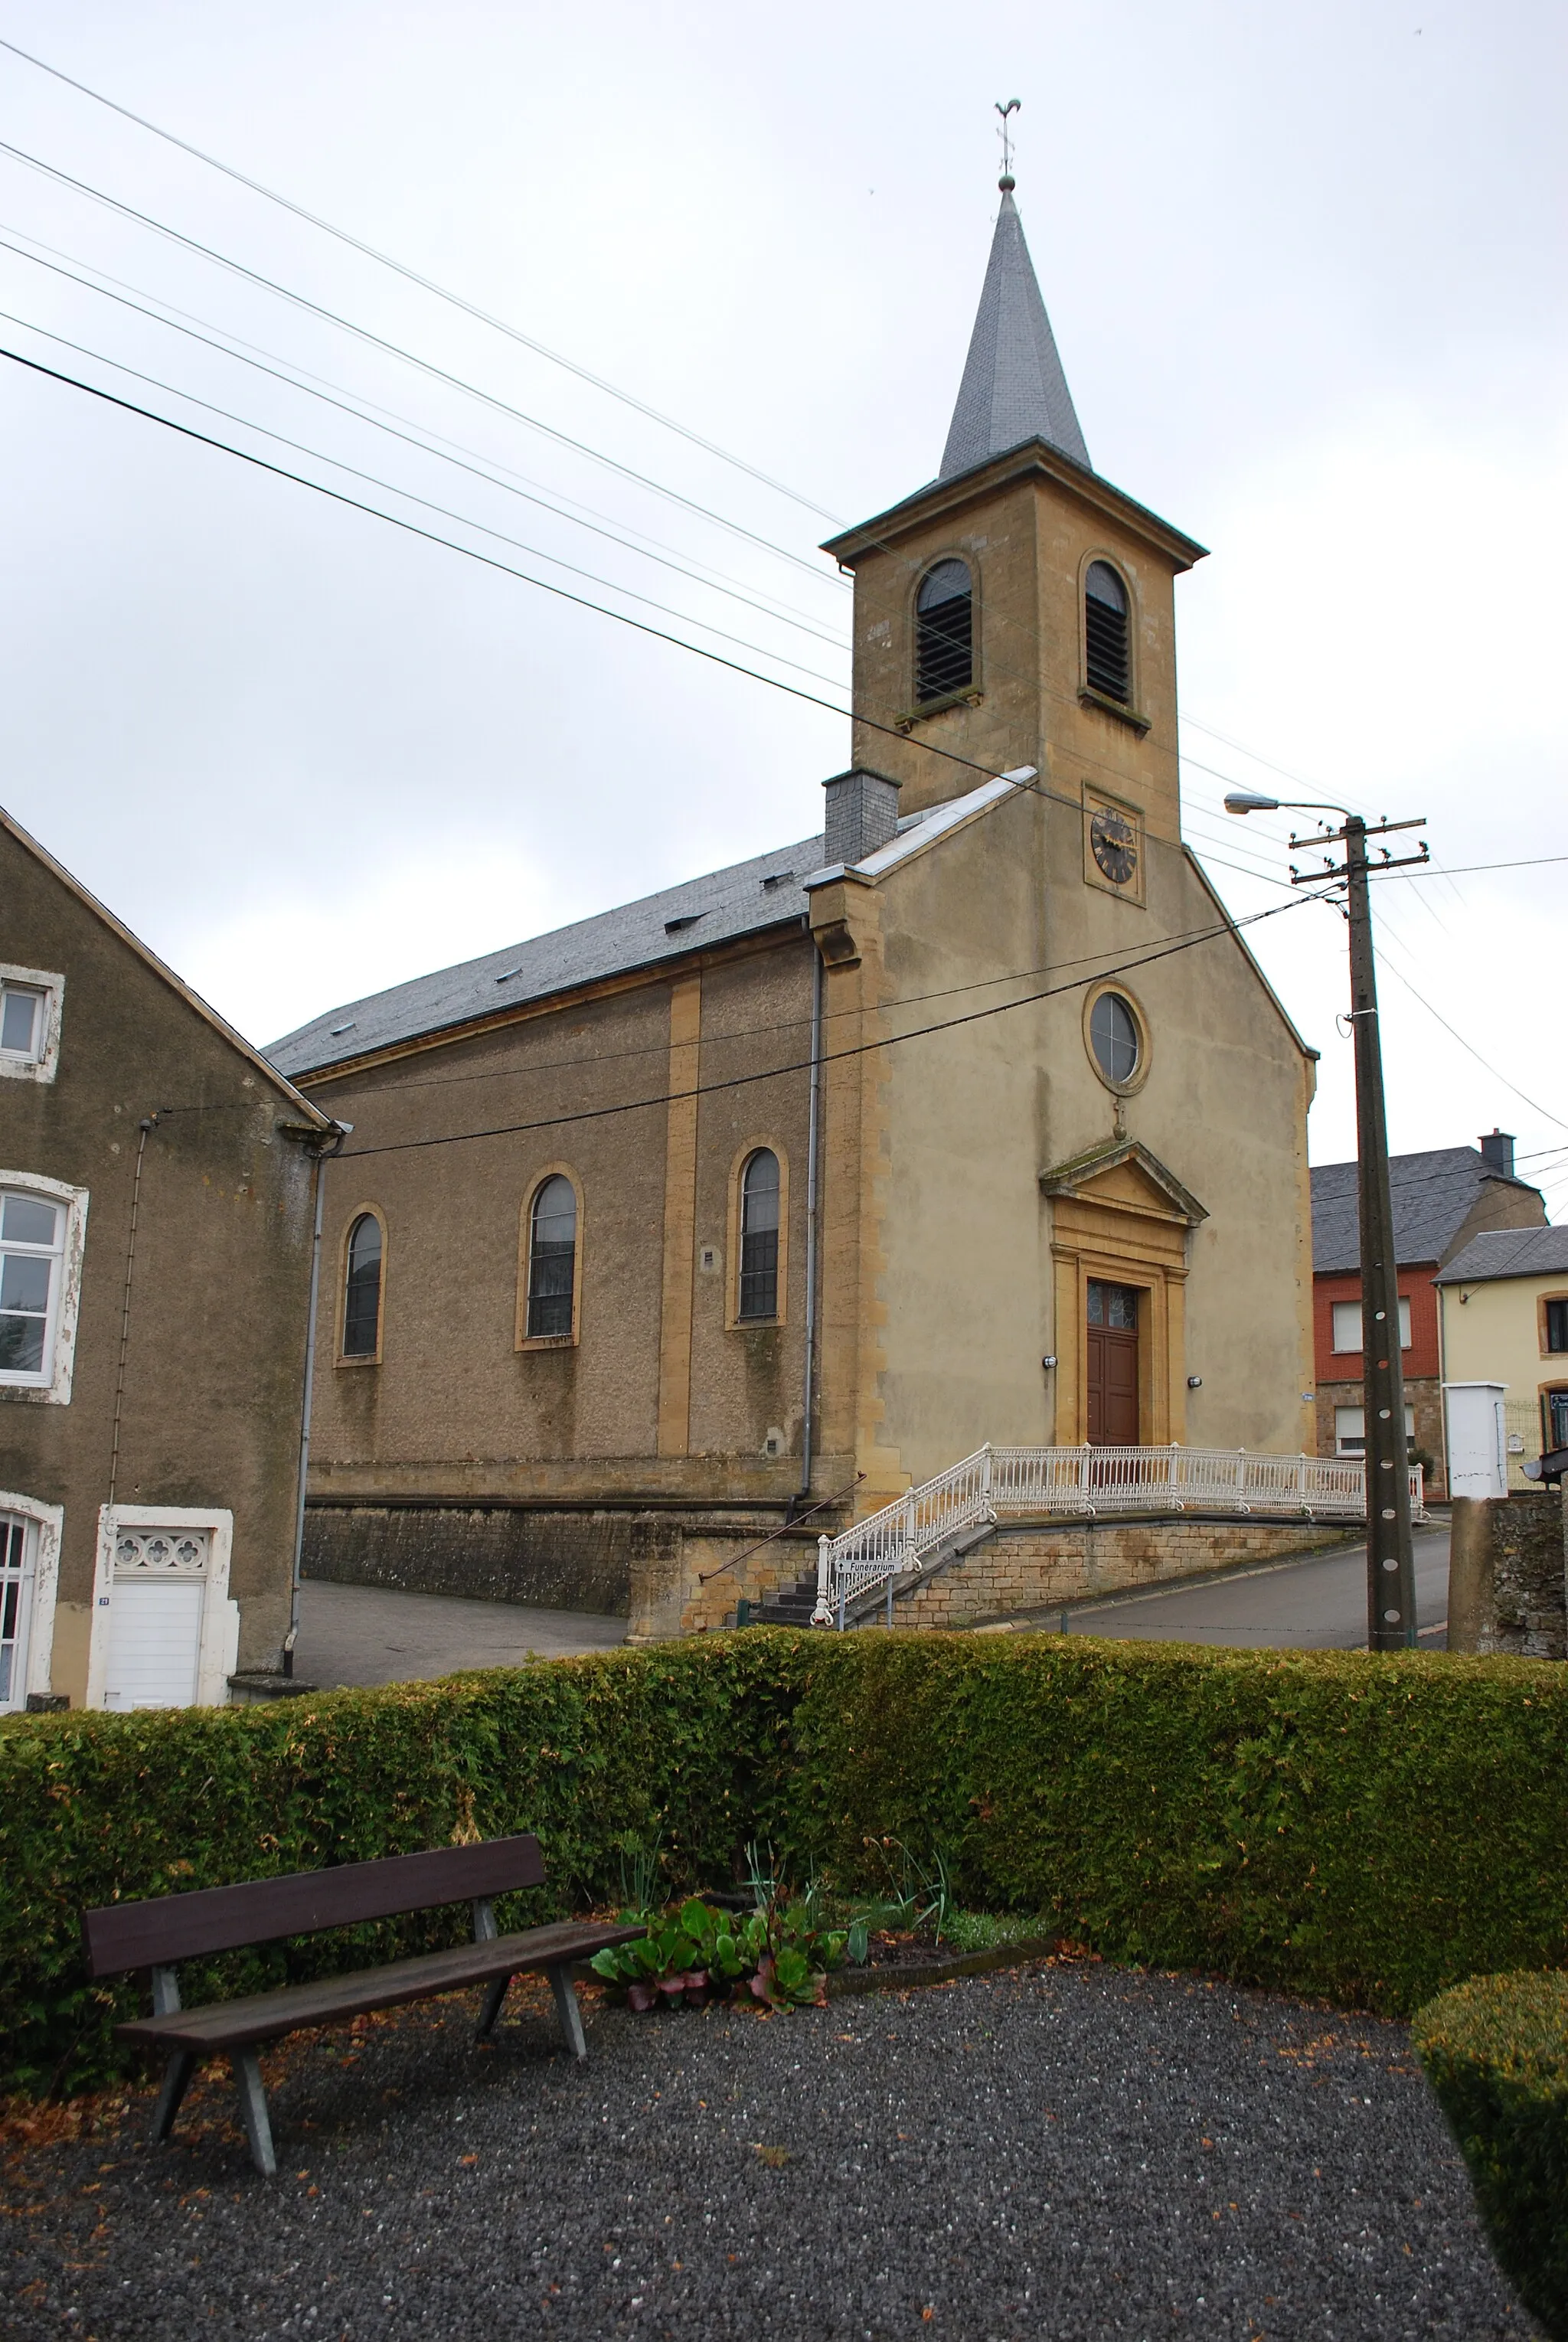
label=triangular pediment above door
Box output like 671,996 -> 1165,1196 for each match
1038,1138 -> 1208,1227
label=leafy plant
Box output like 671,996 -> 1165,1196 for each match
590,1893 -> 844,2014
590,1897 -> 751,2010
613,1834 -> 664,1922
863,1837 -> 954,1944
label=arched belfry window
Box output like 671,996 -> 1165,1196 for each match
526,1174 -> 578,1339
915,559 -> 973,704
1084,561 -> 1131,704
738,1149 -> 781,1321
342,1212 -> 384,1359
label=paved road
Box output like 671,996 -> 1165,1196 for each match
1025,1522 -> 1452,1651
293,1579 -> 626,1688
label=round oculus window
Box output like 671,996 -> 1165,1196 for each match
1089,991 -> 1140,1086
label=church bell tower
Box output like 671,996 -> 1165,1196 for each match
823,168 -> 1207,847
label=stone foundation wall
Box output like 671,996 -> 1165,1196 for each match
302,1504 -> 659,1618
899,1515 -> 1359,1631
302,1501 -> 825,1637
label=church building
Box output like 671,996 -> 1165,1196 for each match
267,173 -> 1319,1638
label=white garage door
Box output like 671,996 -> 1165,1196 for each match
103,1527 -> 209,1710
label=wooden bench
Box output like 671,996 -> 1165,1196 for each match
82,1834 -> 642,2176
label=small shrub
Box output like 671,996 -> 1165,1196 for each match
590,1896 -> 845,2013
1413,1971 -> 1568,2336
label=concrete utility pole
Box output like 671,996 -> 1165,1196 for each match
1225,791 -> 1429,1651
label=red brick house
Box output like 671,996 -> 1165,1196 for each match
1311,1133 -> 1545,1492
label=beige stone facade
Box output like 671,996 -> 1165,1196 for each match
277,191 -> 1321,1636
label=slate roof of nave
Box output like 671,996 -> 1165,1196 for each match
1310,1146 -> 1543,1276
264,831 -> 825,1079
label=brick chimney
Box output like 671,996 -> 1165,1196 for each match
1479,1129 -> 1516,1178
822,768 -> 902,869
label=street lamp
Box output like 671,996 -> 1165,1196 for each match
1227,789 -> 1429,1653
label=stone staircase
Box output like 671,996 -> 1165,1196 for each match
754,1521 -> 998,1628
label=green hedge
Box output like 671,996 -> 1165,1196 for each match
1413,1972 -> 1568,2338
5,1635 -> 1567,2095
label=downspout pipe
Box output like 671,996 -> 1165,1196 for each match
285,1124 -> 346,1675
797,938 -> 824,1507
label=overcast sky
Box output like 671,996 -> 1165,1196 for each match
2,1 -> 1564,1206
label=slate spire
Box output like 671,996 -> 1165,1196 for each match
939,174 -> 1090,479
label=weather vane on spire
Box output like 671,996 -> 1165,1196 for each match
995,97 -> 1021,191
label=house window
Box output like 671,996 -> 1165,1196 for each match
1334,1404 -> 1415,1455
1549,1391 -> 1568,1449
1084,562 -> 1131,702
1089,991 -> 1140,1086
1,1514 -> 33,1708
1,985 -> 44,1059
341,1213 -> 384,1359
526,1175 -> 577,1339
0,1190 -> 64,1383
1331,1298 -> 1411,1353
1545,1298 -> 1568,1354
0,967 -> 60,1082
915,560 -> 973,703
738,1149 -> 781,1321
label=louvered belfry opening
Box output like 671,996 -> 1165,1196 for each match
1084,560 -> 1131,703
915,559 -> 973,703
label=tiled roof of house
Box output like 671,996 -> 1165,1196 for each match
1435,1226 -> 1568,1285
1311,1146 -> 1541,1274
265,833 -> 825,1080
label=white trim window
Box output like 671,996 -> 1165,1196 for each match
0,1494 -> 64,1711
87,1504 -> 240,1711
1331,1297 -> 1412,1353
0,1176 -> 88,1403
0,965 -> 63,1084
1334,1404 -> 1416,1455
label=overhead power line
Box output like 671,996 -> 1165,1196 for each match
0,222 -> 850,649
278,911 -> 1272,1098
0,337 -> 1240,835
0,305 -> 851,689
0,135 -> 841,584
0,32 -> 844,525
334,893 -> 1316,1161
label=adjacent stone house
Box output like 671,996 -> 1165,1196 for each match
1437,1226 -> 1568,1484
1311,1133 -> 1546,1491
0,809 -> 335,1710
268,177 -> 1322,1638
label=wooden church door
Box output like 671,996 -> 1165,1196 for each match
1086,1280 -> 1141,1445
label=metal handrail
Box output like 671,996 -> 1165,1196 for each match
812,1442 -> 1426,1625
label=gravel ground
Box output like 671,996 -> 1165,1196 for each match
2,1961 -> 1531,2341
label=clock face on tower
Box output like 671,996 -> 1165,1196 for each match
1090,805 -> 1138,886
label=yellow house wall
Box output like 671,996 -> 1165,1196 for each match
1441,1275 -> 1568,1472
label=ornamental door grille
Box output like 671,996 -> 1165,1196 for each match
1086,1280 -> 1140,1446
103,1526 -> 210,1710
0,1514 -> 34,1711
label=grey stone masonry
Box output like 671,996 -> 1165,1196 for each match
1487,1488 -> 1568,1658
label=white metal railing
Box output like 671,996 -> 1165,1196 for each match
811,1443 -> 1426,1625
